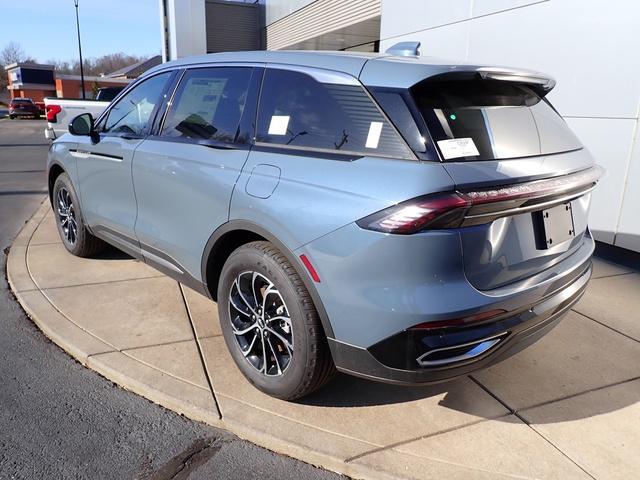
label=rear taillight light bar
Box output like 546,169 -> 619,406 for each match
357,165 -> 604,234
45,104 -> 62,123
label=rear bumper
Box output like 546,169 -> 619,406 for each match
329,259 -> 591,385
45,127 -> 56,140
10,109 -> 38,117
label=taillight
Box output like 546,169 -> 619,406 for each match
46,104 -> 62,123
356,193 -> 469,234
410,309 -> 507,330
356,166 -> 604,234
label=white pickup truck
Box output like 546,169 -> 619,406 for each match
44,87 -> 124,140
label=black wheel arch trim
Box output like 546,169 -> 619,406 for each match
201,220 -> 336,340
47,161 -> 67,203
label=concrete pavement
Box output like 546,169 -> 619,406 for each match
9,197 -> 640,480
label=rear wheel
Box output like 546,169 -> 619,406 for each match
217,241 -> 335,400
52,173 -> 105,257
9,114 -> 15,119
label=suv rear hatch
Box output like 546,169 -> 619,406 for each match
365,62 -> 602,290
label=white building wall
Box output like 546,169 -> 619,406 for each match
380,0 -> 640,251
161,0 -> 207,60
265,0 -> 314,25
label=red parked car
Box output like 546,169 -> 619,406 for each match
9,98 -> 40,119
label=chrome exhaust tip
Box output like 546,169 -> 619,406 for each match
416,333 -> 507,367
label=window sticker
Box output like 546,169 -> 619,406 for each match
436,138 -> 480,160
268,115 -> 290,135
365,121 -> 383,149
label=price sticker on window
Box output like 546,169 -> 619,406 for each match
437,138 -> 480,159
365,122 -> 383,149
268,115 -> 290,135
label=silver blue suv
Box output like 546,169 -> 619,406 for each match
47,45 -> 602,400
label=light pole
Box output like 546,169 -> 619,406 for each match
73,0 -> 86,99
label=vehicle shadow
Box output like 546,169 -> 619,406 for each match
299,372 -> 456,408
92,245 -> 135,261
297,363 -> 639,425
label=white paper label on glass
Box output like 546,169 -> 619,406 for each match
365,121 -> 383,149
268,115 -> 290,135
437,138 -> 480,159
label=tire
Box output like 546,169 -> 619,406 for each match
52,173 -> 105,257
217,241 -> 335,400
9,114 -> 15,119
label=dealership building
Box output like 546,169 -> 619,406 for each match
4,63 -> 130,103
126,1 -> 640,253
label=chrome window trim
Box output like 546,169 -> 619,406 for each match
254,141 -> 411,161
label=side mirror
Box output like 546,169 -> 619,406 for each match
69,113 -> 94,136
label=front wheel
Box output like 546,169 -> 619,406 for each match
52,173 -> 105,257
217,241 -> 335,400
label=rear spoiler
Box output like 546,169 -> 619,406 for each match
477,67 -> 556,94
360,56 -> 557,96
415,67 -> 556,97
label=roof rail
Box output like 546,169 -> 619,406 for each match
385,41 -> 421,57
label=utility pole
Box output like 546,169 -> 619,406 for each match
73,0 -> 86,99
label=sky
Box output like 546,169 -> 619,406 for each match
0,0 -> 162,63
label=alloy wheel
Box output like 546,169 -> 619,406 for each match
228,271 -> 294,377
57,187 -> 78,245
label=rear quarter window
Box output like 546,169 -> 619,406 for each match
256,68 -> 413,160
412,79 -> 582,161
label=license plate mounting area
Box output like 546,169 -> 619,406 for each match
533,202 -> 575,250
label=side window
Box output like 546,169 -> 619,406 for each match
256,69 -> 413,159
103,72 -> 172,136
161,67 -> 253,143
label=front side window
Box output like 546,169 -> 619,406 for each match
103,72 -> 172,136
412,79 -> 582,161
256,69 -> 413,159
161,67 -> 253,143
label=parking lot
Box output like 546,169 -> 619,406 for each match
4,118 -> 639,479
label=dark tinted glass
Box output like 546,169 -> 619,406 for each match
162,67 -> 252,143
256,69 -> 413,159
95,87 -> 124,102
103,72 -> 172,136
412,79 -> 582,161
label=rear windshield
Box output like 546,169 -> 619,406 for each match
412,80 -> 582,161
12,99 -> 32,104
95,87 -> 124,102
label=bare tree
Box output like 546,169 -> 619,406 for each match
1,42 -> 27,67
1,42 -> 29,104
47,52 -> 151,77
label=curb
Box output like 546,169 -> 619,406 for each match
6,202 -> 391,480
